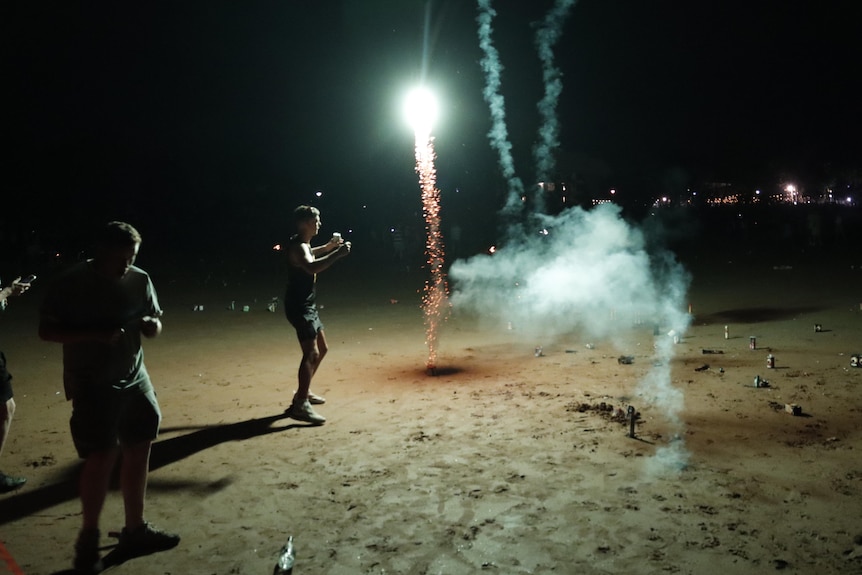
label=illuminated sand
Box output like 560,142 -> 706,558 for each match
1,254 -> 862,574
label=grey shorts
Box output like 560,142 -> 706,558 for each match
70,386 -> 162,458
286,306 -> 324,342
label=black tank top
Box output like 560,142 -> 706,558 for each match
285,235 -> 316,311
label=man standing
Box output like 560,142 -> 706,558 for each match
39,222 -> 179,573
0,275 -> 32,493
284,205 -> 351,424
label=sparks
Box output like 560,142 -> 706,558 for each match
406,86 -> 448,370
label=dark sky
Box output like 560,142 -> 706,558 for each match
4,0 -> 861,250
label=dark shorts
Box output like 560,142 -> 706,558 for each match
0,351 -> 12,403
286,306 -> 324,342
70,386 -> 162,458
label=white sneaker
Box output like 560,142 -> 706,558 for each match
285,401 -> 326,424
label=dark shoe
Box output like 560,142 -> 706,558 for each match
285,400 -> 326,424
116,521 -> 180,557
73,528 -> 103,574
0,472 -> 26,493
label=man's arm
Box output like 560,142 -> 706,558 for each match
310,235 -> 342,257
291,241 -> 351,275
0,277 -> 30,304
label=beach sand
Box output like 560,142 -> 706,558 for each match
1,242 -> 862,575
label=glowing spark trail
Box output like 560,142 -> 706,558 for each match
416,134 -> 447,370
405,86 -> 448,370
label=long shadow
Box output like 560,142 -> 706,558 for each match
697,305 -> 823,325
0,413 -> 302,526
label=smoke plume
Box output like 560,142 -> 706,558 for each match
465,0 -> 692,474
533,0 -> 577,185
476,0 -> 526,221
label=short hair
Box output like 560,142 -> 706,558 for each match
96,221 -> 142,248
293,205 -> 320,224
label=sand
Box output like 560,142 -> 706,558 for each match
1,244 -> 862,575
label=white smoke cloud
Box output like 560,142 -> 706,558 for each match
450,204 -> 690,344
469,0 -> 691,474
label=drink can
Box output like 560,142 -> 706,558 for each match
814,324 -> 822,332
766,354 -> 775,369
724,325 -> 729,339
749,336 -> 756,350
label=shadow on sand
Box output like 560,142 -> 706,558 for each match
697,305 -> 824,325
0,412 -> 303,530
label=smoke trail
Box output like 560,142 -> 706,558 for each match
533,0 -> 577,185
476,0 -> 526,223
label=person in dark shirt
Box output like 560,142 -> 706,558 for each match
283,205 -> 351,424
39,222 -> 179,573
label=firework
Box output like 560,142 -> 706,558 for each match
405,87 -> 448,370
415,134 -> 448,370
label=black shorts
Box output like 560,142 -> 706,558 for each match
70,386 -> 162,459
0,351 -> 12,403
286,306 -> 324,342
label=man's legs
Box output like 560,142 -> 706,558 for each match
74,447 -> 118,572
120,440 -> 152,530
0,397 -> 14,457
295,329 -> 328,403
0,397 -> 26,492
287,330 -> 328,424
113,439 -> 179,555
79,447 -> 120,531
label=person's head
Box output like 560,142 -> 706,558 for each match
294,205 -> 321,238
92,221 -> 142,279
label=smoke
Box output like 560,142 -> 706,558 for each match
451,205 -> 692,474
465,0 -> 692,474
476,0 -> 525,221
533,0 -> 577,185
450,204 -> 690,345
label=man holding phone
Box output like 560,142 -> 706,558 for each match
0,274 -> 33,492
283,205 -> 351,424
39,222 -> 179,573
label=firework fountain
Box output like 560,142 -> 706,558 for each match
405,87 -> 448,372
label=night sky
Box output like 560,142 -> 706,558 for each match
4,0 -> 861,256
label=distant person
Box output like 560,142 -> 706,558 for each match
0,275 -> 32,493
807,210 -> 823,248
39,222 -> 179,573
283,205 -> 351,424
391,225 -> 405,263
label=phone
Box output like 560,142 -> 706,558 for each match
20,274 -> 37,284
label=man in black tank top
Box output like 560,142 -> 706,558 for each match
283,205 -> 351,424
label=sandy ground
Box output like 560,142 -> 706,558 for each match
1,247 -> 862,575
